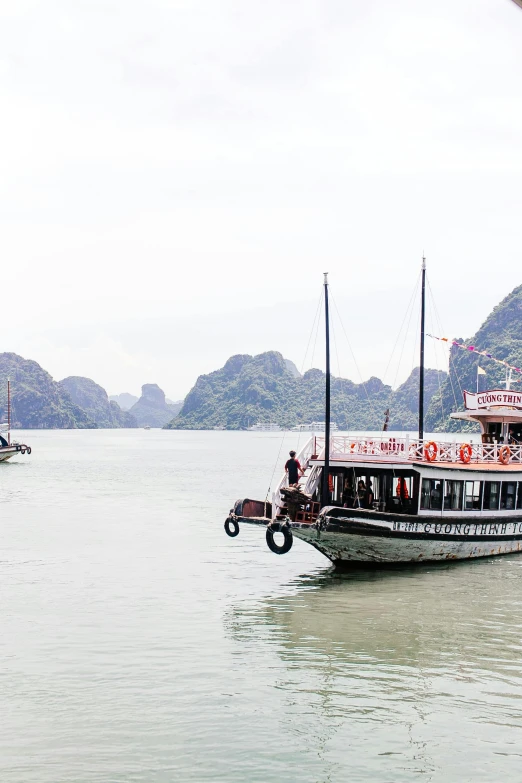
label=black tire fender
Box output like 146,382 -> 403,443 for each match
266,522 -> 293,555
224,517 -> 240,537
26,447 -> 31,455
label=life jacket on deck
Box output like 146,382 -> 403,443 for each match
396,477 -> 409,499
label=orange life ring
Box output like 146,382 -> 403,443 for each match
499,445 -> 511,465
328,474 -> 334,492
459,443 -> 472,464
424,441 -> 438,462
350,443 -> 356,452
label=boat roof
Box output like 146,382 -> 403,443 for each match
451,409 -> 522,424
312,456 -> 522,471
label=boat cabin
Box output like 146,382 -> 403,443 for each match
273,389 -> 522,522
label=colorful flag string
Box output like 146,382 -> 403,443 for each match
427,334 -> 522,377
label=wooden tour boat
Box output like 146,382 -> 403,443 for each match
224,263 -> 522,565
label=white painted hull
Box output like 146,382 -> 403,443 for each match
0,445 -> 31,462
293,512 -> 522,564
0,448 -> 18,462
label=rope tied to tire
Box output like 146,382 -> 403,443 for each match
266,521 -> 293,555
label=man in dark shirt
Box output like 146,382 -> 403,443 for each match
285,450 -> 303,486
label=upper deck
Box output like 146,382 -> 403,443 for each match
309,434 -> 522,470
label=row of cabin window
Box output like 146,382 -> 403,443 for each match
421,479 -> 522,512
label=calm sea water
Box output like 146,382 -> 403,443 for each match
1,429 -> 522,782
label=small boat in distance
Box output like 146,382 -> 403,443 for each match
247,423 -> 282,432
292,421 -> 339,432
0,380 -> 32,462
225,265 -> 522,566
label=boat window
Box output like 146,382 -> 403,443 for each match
464,481 -> 482,510
329,472 -> 344,504
487,423 -> 501,440
517,483 -> 522,510
444,480 -> 463,511
420,479 -> 442,510
483,481 -> 500,511
500,482 -> 517,510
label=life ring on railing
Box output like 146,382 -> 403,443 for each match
459,443 -> 472,464
499,445 -> 511,465
424,441 -> 438,462
350,443 -> 356,452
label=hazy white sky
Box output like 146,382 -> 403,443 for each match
1,0 -> 521,399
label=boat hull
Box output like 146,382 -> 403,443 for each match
0,445 -> 31,462
228,507 -> 522,565
294,511 -> 522,564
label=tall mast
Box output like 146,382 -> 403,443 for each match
321,273 -> 331,508
7,379 -> 11,446
419,256 -> 426,441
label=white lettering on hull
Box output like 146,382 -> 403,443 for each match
391,520 -> 522,536
294,528 -> 522,563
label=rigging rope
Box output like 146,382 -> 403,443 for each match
265,287 -> 324,503
426,280 -> 461,415
329,290 -> 380,425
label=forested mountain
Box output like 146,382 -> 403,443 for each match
0,353 -> 138,428
426,284 -> 522,431
129,384 -> 181,427
0,353 -> 94,428
60,377 -> 138,428
165,351 -> 445,431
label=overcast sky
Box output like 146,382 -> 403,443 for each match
1,0 -> 521,399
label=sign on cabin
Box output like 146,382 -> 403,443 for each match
464,389 -> 522,411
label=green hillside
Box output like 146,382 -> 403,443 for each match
0,353 -> 94,428
165,351 -> 445,431
426,284 -> 522,432
60,377 -> 138,428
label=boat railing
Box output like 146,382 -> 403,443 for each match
313,435 -> 522,465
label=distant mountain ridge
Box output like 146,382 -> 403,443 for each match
109,392 -> 139,411
0,353 -> 140,428
0,353 -> 94,428
165,351 -> 446,431
129,384 -> 182,427
61,377 -> 137,428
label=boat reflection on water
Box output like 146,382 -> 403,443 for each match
225,557 -> 522,779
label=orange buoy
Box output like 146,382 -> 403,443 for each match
459,443 -> 472,464
424,441 -> 438,462
499,445 -> 511,465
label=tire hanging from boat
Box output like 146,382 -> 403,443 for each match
224,517 -> 240,537
266,522 -> 293,555
499,445 -> 511,465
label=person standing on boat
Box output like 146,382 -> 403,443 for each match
285,451 -> 303,487
354,480 -> 366,507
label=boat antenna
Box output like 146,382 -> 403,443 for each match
419,255 -> 426,441
321,273 -> 331,508
7,378 -> 11,446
